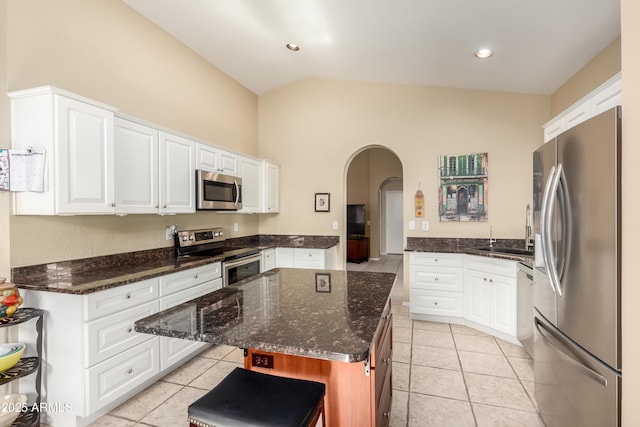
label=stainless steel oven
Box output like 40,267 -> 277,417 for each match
223,253 -> 261,287
175,227 -> 262,287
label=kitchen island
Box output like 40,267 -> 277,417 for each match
135,268 -> 396,426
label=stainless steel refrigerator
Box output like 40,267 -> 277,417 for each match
532,106 -> 621,427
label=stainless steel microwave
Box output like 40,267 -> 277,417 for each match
196,170 -> 242,210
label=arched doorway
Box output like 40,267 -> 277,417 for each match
345,146 -> 403,261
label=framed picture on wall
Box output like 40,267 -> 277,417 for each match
315,193 -> 330,212
315,273 -> 331,292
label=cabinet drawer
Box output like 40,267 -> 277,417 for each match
159,280 -> 213,370
294,249 -> 325,268
86,337 -> 159,414
464,255 -> 516,278
84,278 -> 159,321
373,313 -> 392,368
410,289 -> 464,317
375,359 -> 392,427
159,263 -> 222,296
410,266 -> 463,292
85,300 -> 159,367
410,252 -> 463,267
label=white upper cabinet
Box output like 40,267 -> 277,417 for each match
159,131 -> 195,214
9,87 -> 117,215
195,143 -> 238,176
114,118 -> 159,214
238,155 -> 262,213
263,160 -> 280,213
543,72 -> 621,142
10,86 -> 278,216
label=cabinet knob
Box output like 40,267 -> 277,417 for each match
194,274 -> 199,279
434,302 -> 438,306
127,368 -> 133,374
489,279 -> 493,283
383,357 -> 391,364
434,258 -> 438,262
111,202 -> 116,207
383,412 -> 390,418
483,277 -> 488,281
434,277 -> 439,281
125,293 -> 131,299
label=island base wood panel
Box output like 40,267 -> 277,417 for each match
243,312 -> 392,427
244,349 -> 373,426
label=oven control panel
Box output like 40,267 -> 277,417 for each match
176,227 -> 225,248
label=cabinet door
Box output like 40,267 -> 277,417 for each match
264,161 -> 280,213
195,143 -> 219,172
490,275 -> 517,335
275,248 -> 294,268
159,131 -> 195,214
261,249 -> 276,272
219,150 -> 238,176
238,156 -> 262,213
56,95 -> 115,214
464,270 -> 491,326
114,118 -> 159,214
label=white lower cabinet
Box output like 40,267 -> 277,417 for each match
86,337 -> 160,415
409,252 -> 464,320
158,266 -> 221,370
275,247 -> 337,269
24,263 -> 221,427
464,255 -> 517,337
261,248 -> 276,272
409,252 -> 519,342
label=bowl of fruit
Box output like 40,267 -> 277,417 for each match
0,282 -> 23,319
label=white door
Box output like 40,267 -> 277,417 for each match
385,191 -> 403,254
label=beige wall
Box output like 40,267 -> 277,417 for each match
259,79 -> 548,241
3,0 -> 259,267
550,37 -> 621,117
621,0 -> 639,424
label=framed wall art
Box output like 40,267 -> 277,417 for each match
438,152 -> 489,222
315,193 -> 330,212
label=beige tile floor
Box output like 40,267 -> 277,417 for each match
78,255 -> 544,427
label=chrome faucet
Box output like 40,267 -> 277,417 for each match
525,204 -> 534,251
489,226 -> 497,247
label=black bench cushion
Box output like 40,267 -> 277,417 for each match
188,367 -> 326,427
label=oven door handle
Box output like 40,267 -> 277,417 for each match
223,254 -> 262,269
233,180 -> 240,206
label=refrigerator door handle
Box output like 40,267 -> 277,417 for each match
556,164 -> 572,293
535,317 -> 608,387
540,165 -> 557,294
545,164 -> 564,297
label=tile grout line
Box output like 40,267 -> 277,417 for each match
453,325 -> 480,427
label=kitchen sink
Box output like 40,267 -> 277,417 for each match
473,246 -> 534,257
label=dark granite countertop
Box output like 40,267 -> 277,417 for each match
11,234 -> 340,295
406,237 -> 534,265
134,268 -> 396,363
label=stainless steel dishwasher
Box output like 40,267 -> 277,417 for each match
517,261 -> 534,358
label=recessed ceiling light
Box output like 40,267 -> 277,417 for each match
475,48 -> 494,59
286,43 -> 300,52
